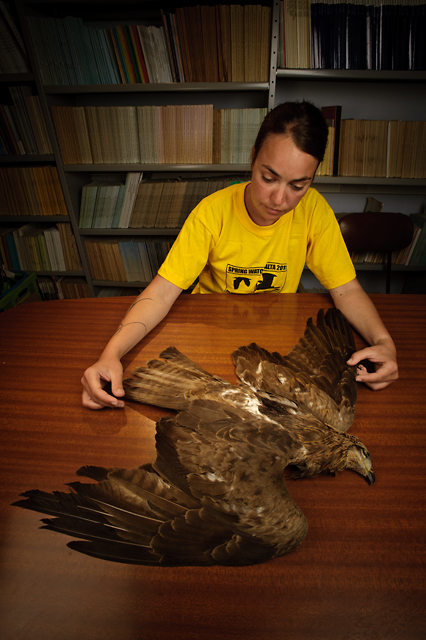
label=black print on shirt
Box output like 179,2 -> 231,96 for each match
226,262 -> 287,293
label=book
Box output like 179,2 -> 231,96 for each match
408,213 -> 426,265
321,106 -> 342,176
0,2 -> 29,73
116,172 -> 143,228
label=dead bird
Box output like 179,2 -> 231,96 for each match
13,308 -> 374,566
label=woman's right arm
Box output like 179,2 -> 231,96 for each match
81,275 -> 183,410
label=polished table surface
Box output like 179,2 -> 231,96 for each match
0,293 -> 425,640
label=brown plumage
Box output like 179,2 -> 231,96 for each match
13,308 -> 374,566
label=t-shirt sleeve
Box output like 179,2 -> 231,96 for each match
305,196 -> 356,290
158,204 -> 216,290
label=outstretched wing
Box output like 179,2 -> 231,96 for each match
13,402 -> 308,566
232,308 -> 357,432
123,345 -> 265,417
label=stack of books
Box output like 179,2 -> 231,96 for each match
310,106 -> 426,179
0,87 -> 52,156
79,177 -> 243,230
85,236 -> 174,282
50,105 -> 265,166
213,108 -> 267,164
0,166 -> 68,216
51,104 -> 215,165
0,222 -> 82,273
279,0 -> 426,70
27,5 -> 271,85
0,1 -> 30,73
37,276 -> 91,300
338,119 -> 426,178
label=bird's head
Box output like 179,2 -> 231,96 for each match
344,438 -> 375,485
286,425 -> 375,485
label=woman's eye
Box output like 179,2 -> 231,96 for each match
292,184 -> 303,191
262,176 -> 273,183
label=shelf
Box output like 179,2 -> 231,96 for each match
314,177 -> 426,195
64,164 -> 252,172
44,82 -> 269,94
0,155 -> 55,163
33,270 -> 86,276
0,216 -> 69,223
80,228 -> 180,236
277,69 -> 426,82
0,73 -> 34,83
353,264 -> 426,272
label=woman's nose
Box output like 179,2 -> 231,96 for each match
272,185 -> 287,207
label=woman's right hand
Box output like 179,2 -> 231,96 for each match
81,358 -> 125,410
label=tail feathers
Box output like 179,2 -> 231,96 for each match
67,539 -> 163,565
40,513 -> 154,547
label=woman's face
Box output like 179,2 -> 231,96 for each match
245,133 -> 318,226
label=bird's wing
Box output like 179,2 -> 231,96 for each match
232,308 -> 357,432
123,346 -> 267,418
123,346 -> 233,411
13,398 -> 309,566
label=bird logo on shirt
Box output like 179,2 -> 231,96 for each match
226,262 -> 287,293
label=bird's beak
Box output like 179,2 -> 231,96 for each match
366,470 -> 375,485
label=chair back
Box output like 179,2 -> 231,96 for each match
338,212 -> 414,293
338,212 -> 414,254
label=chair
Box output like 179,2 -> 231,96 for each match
338,212 -> 414,294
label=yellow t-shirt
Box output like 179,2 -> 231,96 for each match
158,182 -> 355,293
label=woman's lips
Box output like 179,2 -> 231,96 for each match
265,206 -> 282,215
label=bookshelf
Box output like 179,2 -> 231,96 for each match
0,0 -> 425,298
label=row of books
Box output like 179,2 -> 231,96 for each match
37,275 -> 90,300
279,0 -> 426,70
50,105 -> 266,166
0,1 -> 29,74
338,119 -> 426,179
0,87 -> 52,156
26,5 -> 271,86
85,237 -> 174,283
0,223 -> 83,273
317,106 -> 426,178
0,166 -> 68,216
79,177 -> 242,230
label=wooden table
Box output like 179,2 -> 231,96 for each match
0,293 -> 425,640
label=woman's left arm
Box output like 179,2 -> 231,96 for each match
329,278 -> 398,390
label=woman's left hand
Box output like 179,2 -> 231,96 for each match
346,340 -> 398,390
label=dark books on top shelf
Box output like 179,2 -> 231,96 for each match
280,0 -> 426,71
0,1 -> 30,73
26,5 -> 271,86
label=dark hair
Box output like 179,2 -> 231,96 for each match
252,101 -> 329,164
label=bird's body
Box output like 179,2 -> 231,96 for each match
14,308 -> 374,566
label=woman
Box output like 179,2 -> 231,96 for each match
82,101 -> 398,410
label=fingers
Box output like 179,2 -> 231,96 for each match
347,346 -> 398,391
81,363 -> 125,410
347,347 -> 374,367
